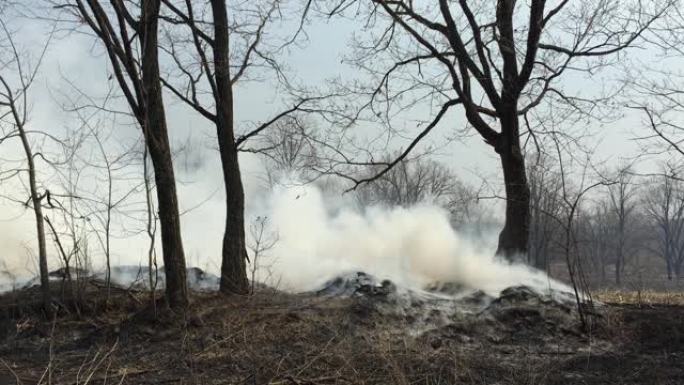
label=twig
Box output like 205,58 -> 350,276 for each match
0,358 -> 24,385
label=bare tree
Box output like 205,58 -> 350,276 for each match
66,118 -> 141,300
259,117 -> 321,185
577,201 -> 613,285
50,127 -> 95,303
358,156 -> 449,205
319,0 -> 671,259
627,6 -> 684,162
624,8 -> 684,283
605,165 -> 639,286
527,152 -> 563,270
60,0 -> 189,309
644,163 -> 684,281
247,216 -> 278,294
551,142 -> 608,329
0,16 -> 54,310
355,155 -> 477,225
158,0 -> 315,294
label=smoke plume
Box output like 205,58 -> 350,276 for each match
248,180 -> 568,296
0,172 -> 569,297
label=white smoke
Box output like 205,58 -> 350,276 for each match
0,169 -> 570,297
248,180 -> 569,297
0,211 -> 38,292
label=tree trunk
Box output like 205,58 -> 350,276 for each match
140,0 -> 188,309
218,146 -> 249,295
615,255 -> 622,286
542,243 -> 550,271
495,112 -> 530,260
535,242 -> 548,271
616,216 -> 625,286
211,0 -> 250,294
600,254 -> 606,283
18,123 -> 50,311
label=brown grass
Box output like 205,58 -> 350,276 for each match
593,289 -> 684,306
1,282 -> 684,384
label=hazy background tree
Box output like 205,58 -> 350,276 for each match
577,201 -> 613,285
258,117 -> 320,185
605,165 -> 639,285
527,152 -> 563,270
644,163 -> 684,281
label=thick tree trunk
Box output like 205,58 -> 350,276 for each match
141,0 -> 188,309
211,0 -> 250,294
218,144 -> 249,295
495,112 -> 530,260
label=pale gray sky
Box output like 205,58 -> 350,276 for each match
0,1 -> 674,280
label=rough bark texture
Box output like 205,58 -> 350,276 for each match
211,0 -> 250,294
140,0 -> 188,309
495,111 -> 530,260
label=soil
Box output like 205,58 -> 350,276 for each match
0,274 -> 682,385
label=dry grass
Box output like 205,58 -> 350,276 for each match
1,282 -> 684,384
593,289 -> 684,306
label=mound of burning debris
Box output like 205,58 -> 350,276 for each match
314,271 -> 590,343
11,266 -> 221,293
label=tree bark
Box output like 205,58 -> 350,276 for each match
666,255 -> 673,280
211,0 -> 250,294
140,0 -> 188,309
600,255 -> 606,283
18,121 -> 50,310
495,112 -> 530,259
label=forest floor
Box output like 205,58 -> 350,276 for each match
0,278 -> 683,385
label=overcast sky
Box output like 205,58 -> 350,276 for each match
0,1 -> 671,280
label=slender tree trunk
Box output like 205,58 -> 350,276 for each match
600,254 -> 606,283
140,0 -> 188,309
616,216 -> 625,286
18,122 -> 50,310
539,243 -> 549,271
495,111 -> 530,259
211,0 -> 249,294
44,216 -> 74,300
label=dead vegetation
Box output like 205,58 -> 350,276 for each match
594,289 -> 684,306
0,280 -> 683,385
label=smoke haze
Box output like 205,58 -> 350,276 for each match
0,166 -> 569,297
251,180 -> 567,296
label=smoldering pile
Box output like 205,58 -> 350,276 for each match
313,271 -> 588,342
14,265 -> 221,292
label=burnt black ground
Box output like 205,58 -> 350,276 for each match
0,277 -> 682,385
